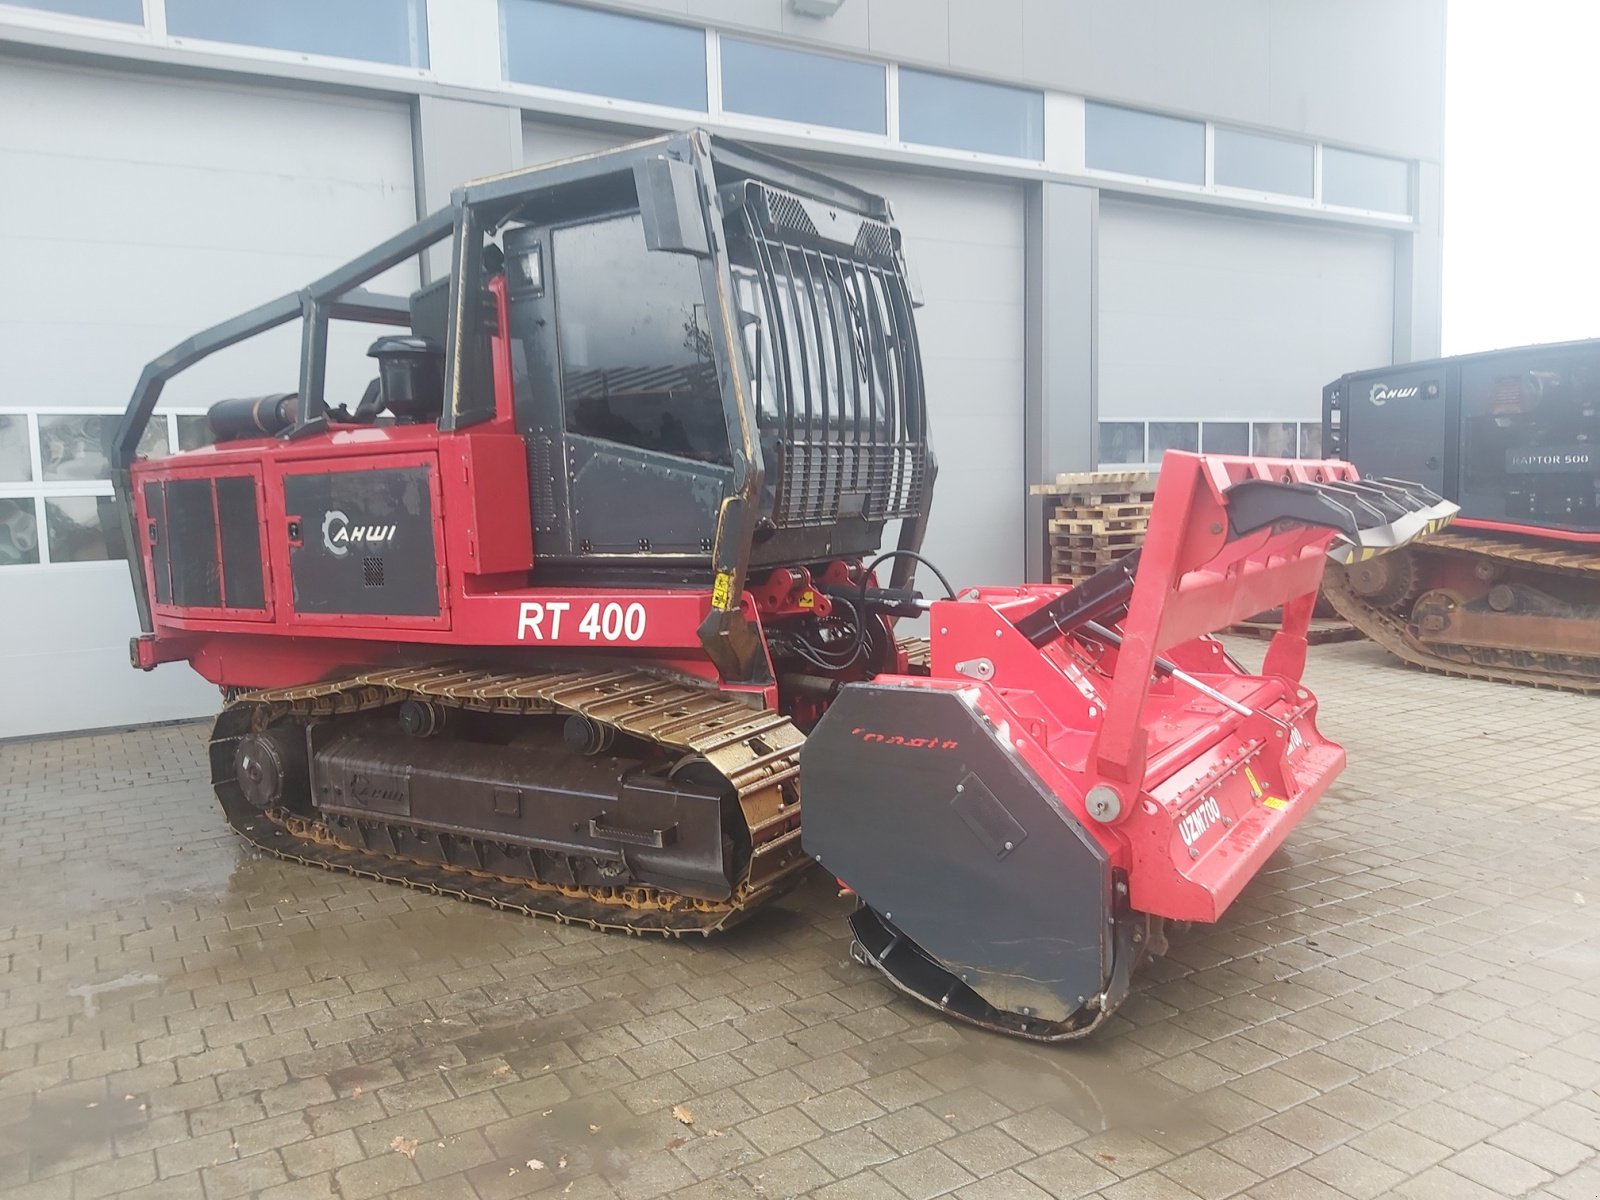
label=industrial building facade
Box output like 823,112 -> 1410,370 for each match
0,0 -> 1445,737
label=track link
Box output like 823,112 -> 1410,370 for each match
210,663 -> 811,936
1324,529 -> 1600,694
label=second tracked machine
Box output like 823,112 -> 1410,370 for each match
114,131 -> 1441,1039
1324,339 -> 1600,691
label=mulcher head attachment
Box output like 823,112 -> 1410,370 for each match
802,453 -> 1452,1041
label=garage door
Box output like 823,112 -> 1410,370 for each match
0,61 -> 418,737
524,121 -> 1029,592
1098,198 -> 1395,464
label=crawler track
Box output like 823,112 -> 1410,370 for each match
210,663 -> 811,935
1324,530 -> 1600,693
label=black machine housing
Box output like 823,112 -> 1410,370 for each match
1325,339 -> 1600,534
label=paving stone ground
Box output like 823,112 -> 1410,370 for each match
2,638 -> 1599,1200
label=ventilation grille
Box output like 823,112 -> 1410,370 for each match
529,434 -> 557,533
764,189 -> 817,239
744,182 -> 898,266
362,557 -> 385,588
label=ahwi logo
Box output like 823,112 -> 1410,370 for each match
322,509 -> 397,558
1368,383 -> 1420,407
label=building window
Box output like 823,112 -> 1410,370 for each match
177,415 -> 216,451
0,415 -> 31,483
165,0 -> 429,69
38,413 -> 165,482
0,409 -> 202,567
1097,422 -> 1145,467
1148,421 -> 1199,459
1214,128 -> 1313,198
1085,103 -> 1204,185
7,0 -> 141,21
0,499 -> 40,566
1098,418 -> 1327,467
1201,421 -> 1250,455
1252,421 -> 1298,457
899,69 -> 1043,159
1322,147 -> 1410,214
1300,421 -> 1324,458
721,38 -> 885,135
44,496 -> 125,563
501,0 -> 705,110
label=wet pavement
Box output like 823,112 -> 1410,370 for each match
2,637 -> 1599,1199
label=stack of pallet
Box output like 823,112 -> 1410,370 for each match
1032,470 -> 1158,585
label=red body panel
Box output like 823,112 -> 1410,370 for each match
1452,516 -> 1600,544
897,451 -> 1356,924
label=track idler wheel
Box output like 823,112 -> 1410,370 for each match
398,699 -> 446,737
235,724 -> 310,813
1342,547 -> 1420,611
1409,589 -> 1461,638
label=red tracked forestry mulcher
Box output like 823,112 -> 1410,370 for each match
112,131 -> 1446,1039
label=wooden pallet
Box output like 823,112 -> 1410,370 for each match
1038,470 -> 1157,585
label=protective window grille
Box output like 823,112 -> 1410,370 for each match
736,192 -> 927,530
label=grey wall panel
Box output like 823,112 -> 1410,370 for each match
414,96 -> 523,278
1024,0 -> 1271,132
780,0 -> 870,49
948,0 -> 1024,80
523,118 -> 635,166
827,165 -> 1029,589
1025,182 -> 1096,579
597,0 -> 1443,161
415,96 -> 523,215
867,0 -> 949,64
1098,198 -> 1394,426
1267,0 -> 1446,162
689,0 -> 781,31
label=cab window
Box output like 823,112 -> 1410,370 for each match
552,213 -> 730,465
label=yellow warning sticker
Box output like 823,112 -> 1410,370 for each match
711,572 -> 733,609
798,590 -> 816,609
1243,766 -> 1263,798
1262,796 -> 1288,811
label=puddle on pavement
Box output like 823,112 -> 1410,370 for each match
0,1093 -> 147,1173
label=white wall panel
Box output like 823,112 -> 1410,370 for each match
0,62 -> 417,737
1099,198 -> 1395,425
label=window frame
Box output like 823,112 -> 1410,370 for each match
1096,417 -> 1326,468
